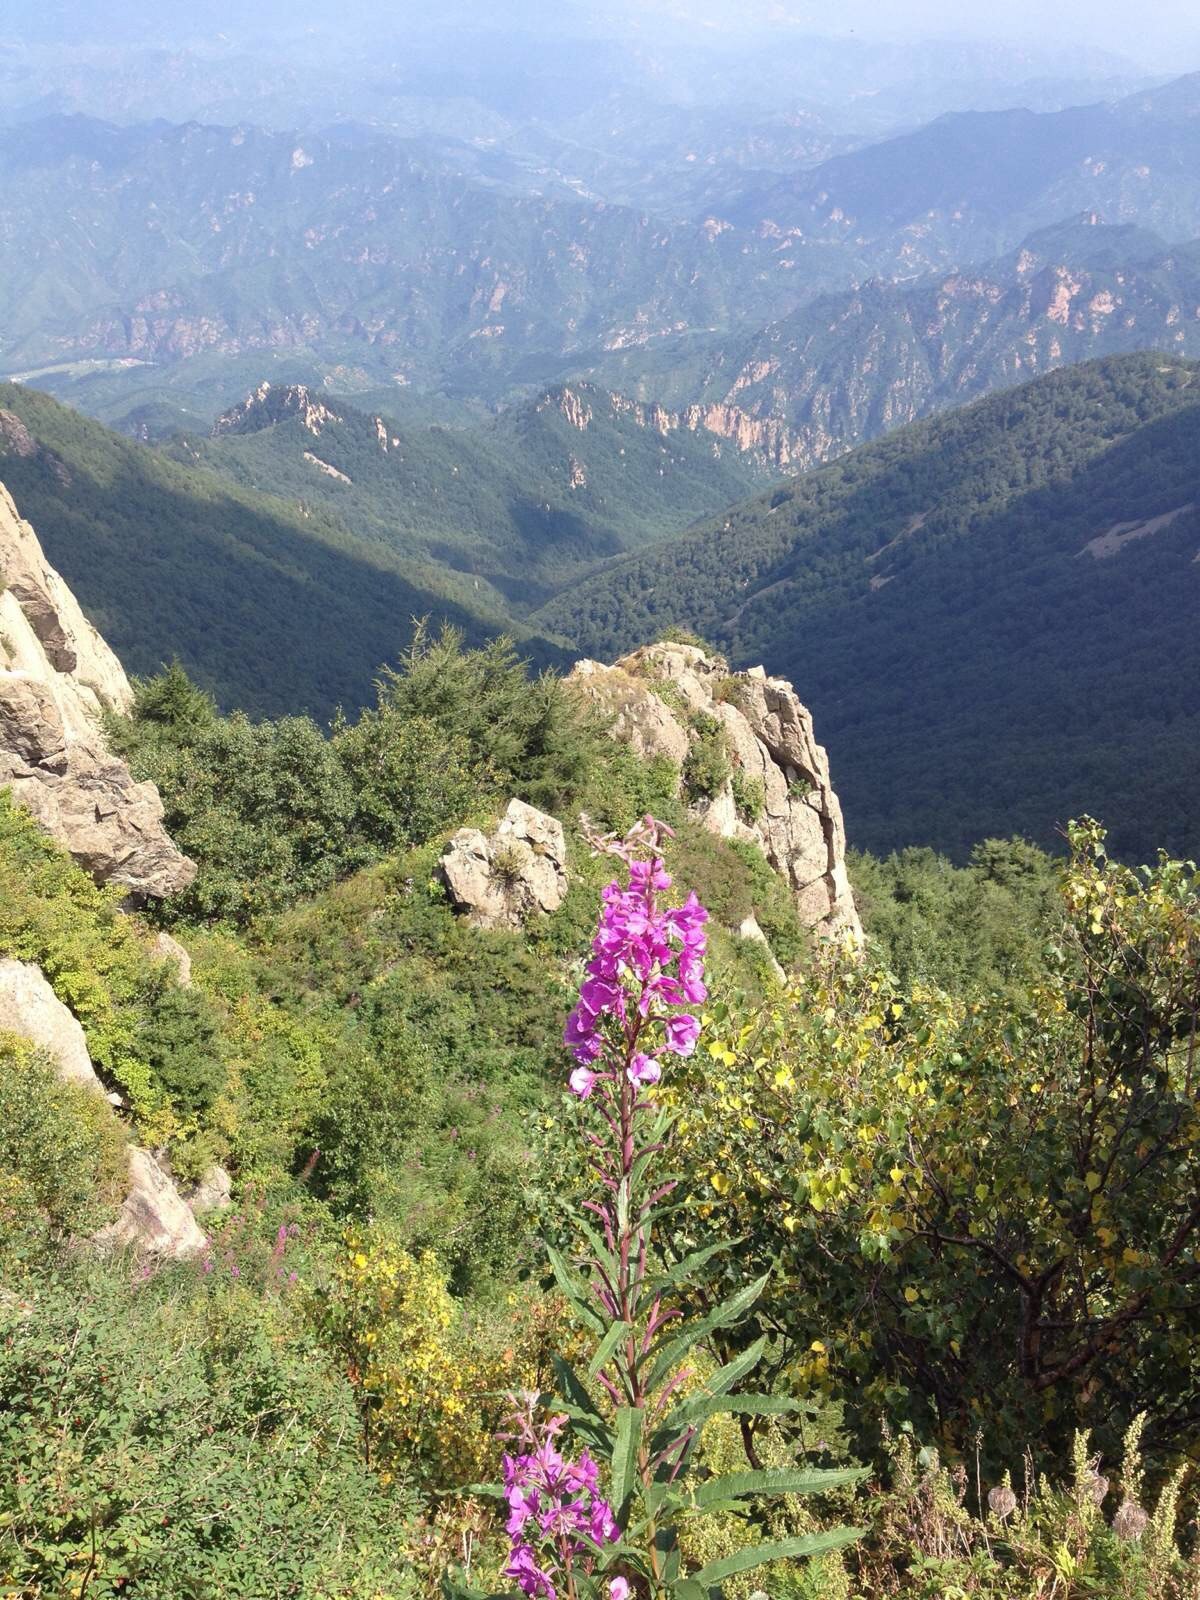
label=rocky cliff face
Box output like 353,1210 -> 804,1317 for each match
0,480 -> 195,897
568,642 -> 861,945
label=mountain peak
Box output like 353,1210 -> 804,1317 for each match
213,382 -> 343,439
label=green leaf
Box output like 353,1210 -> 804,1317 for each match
588,1320 -> 632,1381
546,1243 -> 605,1335
690,1466 -> 867,1512
552,1357 -> 612,1452
670,1581 -> 710,1600
647,1276 -> 769,1391
659,1393 -> 809,1441
691,1527 -> 866,1586
610,1406 -> 644,1514
661,1337 -> 767,1429
647,1237 -> 739,1296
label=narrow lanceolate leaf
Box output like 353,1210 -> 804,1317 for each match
647,1275 -> 769,1390
661,1336 -> 767,1430
609,1406 -> 644,1515
646,1236 -> 739,1296
691,1527 -> 867,1586
657,1392 -> 807,1442
546,1243 -> 605,1335
690,1466 -> 868,1512
552,1357 -> 612,1451
588,1319 -> 633,1381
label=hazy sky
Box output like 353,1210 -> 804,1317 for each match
637,0 -> 1200,71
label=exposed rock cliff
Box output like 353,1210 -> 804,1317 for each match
569,643 -> 861,946
0,480 -> 195,898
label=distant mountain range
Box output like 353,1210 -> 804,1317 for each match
537,353 -> 1200,862
593,219 -> 1200,469
720,73 -> 1200,279
0,115 -> 813,405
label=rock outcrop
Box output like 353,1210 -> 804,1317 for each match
440,798 -> 569,930
568,643 -> 861,946
0,480 -> 195,897
0,958 -> 101,1092
96,1148 -> 208,1260
0,958 -> 205,1260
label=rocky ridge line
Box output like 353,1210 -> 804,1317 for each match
568,642 -> 861,946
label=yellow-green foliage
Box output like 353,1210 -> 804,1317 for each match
0,1032 -> 127,1252
0,792 -> 167,1121
326,1227 -> 562,1492
671,821 -> 1200,1466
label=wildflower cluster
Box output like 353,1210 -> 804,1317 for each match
501,1396 -> 622,1600
564,819 -> 708,1101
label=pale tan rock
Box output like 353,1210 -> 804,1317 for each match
0,958 -> 205,1259
150,931 -> 193,988
568,658 -> 690,766
440,798 -> 569,930
0,958 -> 102,1090
188,1163 -> 233,1215
98,1147 -> 207,1260
569,642 -> 862,948
0,480 -> 195,897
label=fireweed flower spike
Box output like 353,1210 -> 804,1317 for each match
498,1393 -> 620,1600
471,816 -> 864,1600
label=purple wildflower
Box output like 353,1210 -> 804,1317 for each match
565,835 -> 708,1091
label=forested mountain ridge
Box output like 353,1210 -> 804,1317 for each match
593,219 -> 1200,470
0,382 -> 568,719
536,353 -> 1200,861
163,378 -> 771,610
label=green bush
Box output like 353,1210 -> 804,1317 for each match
0,793 -> 211,1132
0,1255 -> 418,1598
682,712 -> 732,802
0,1035 -> 127,1253
731,769 -> 766,824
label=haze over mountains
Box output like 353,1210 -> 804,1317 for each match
2,3 -> 1199,859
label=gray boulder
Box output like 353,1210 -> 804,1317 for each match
0,479 -> 195,899
440,798 -> 569,930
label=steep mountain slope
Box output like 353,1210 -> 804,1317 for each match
0,383 -> 564,720
162,380 -> 771,609
594,221 -> 1200,470
536,354 -> 1200,861
722,74 -> 1200,281
0,115 -> 811,401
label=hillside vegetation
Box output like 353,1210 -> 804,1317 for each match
538,353 -> 1200,861
165,381 -> 769,612
3,630 -> 1199,1598
0,381 -> 565,718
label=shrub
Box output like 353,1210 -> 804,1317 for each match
731,769 -> 766,825
674,821 -> 1200,1470
0,1255 -> 417,1597
0,1034 -> 126,1255
0,793 -> 206,1132
682,711 -> 732,802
